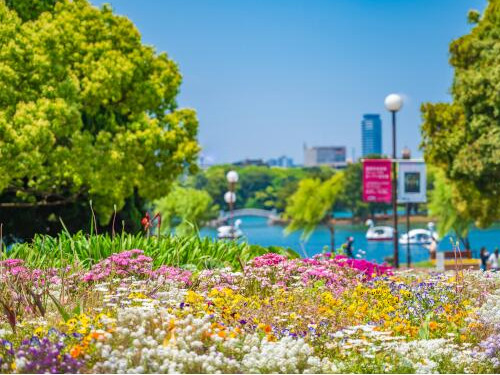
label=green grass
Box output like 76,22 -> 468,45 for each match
4,231 -> 299,270
411,260 -> 435,268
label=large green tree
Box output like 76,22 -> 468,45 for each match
428,168 -> 473,249
154,185 -> 218,236
284,173 -> 344,251
0,0 -> 199,235
421,1 -> 500,228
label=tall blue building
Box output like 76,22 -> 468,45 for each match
361,114 -> 382,157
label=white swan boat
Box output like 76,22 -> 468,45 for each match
399,223 -> 439,245
365,219 -> 394,241
217,219 -> 243,239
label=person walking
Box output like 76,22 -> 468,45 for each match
344,236 -> 354,259
487,248 -> 500,271
480,247 -> 489,271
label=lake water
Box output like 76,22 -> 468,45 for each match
200,216 -> 500,264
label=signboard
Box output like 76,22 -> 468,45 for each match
362,159 -> 392,203
397,160 -> 427,203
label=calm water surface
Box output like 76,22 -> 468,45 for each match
200,216 -> 500,264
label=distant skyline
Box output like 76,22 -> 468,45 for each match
92,0 -> 486,164
361,114 -> 382,157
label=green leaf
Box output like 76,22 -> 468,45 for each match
48,293 -> 70,322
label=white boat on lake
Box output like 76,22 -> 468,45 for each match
365,219 -> 394,241
217,219 -> 243,240
399,223 -> 439,245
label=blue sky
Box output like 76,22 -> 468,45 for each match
92,0 -> 486,164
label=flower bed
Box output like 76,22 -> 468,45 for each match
0,250 -> 499,373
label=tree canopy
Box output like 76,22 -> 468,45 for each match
0,0 -> 199,226
421,0 -> 500,228
154,185 -> 217,236
284,173 -> 344,250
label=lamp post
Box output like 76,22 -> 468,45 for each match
225,170 -> 239,236
384,93 -> 403,268
402,146 -> 411,268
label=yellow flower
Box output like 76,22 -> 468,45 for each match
168,319 -> 175,331
34,326 -> 45,337
267,334 -> 277,342
185,290 -> 204,305
128,292 -> 149,300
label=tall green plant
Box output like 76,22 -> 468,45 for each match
6,232 -> 298,271
284,173 -> 344,251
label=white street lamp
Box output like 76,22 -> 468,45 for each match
224,191 -> 236,204
384,94 -> 403,112
224,170 -> 239,235
226,170 -> 239,183
384,93 -> 404,268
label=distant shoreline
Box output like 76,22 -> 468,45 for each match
269,214 -> 435,226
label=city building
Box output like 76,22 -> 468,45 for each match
361,114 -> 382,157
267,155 -> 294,168
303,144 -> 347,169
232,158 -> 267,167
401,146 -> 411,160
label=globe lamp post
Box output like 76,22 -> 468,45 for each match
384,93 -> 403,268
225,170 -> 239,235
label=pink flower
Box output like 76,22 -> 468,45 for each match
251,253 -> 287,267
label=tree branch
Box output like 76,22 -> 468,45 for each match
0,188 -> 86,208
0,197 -> 78,208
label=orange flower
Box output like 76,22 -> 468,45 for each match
201,330 -> 213,340
217,330 -> 227,338
70,345 -> 82,358
429,321 -> 438,331
263,325 -> 272,334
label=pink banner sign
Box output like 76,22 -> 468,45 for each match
363,159 -> 392,203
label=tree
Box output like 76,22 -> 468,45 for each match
192,165 -> 228,209
284,173 -> 344,251
337,162 -> 368,221
0,1 -> 199,235
428,168 -> 473,250
421,1 -> 500,228
154,185 -> 218,236
5,0 -> 60,21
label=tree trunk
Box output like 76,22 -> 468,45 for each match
327,223 -> 335,252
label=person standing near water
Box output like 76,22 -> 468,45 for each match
344,237 -> 354,258
487,248 -> 500,271
426,237 -> 437,257
480,247 -> 489,271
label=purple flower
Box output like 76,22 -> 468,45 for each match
14,336 -> 83,373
